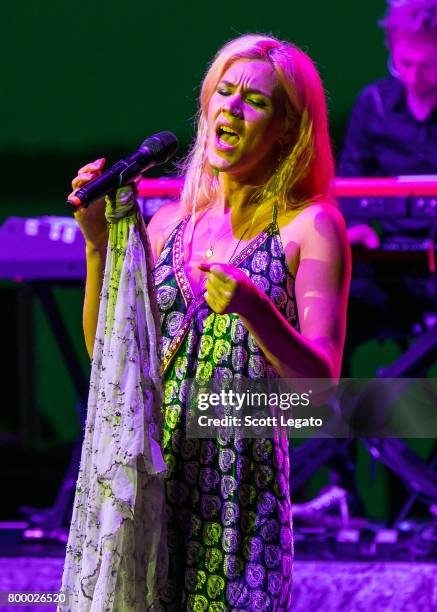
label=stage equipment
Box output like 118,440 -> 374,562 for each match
0,216 -> 85,281
134,175 -> 437,198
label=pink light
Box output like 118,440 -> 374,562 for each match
137,176 -> 437,198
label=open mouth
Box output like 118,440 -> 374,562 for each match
215,124 -> 240,148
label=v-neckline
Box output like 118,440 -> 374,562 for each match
173,214 -> 277,307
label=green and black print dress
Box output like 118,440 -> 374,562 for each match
154,205 -> 297,611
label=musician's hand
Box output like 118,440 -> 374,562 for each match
198,262 -> 261,316
68,158 -> 108,251
347,224 -> 380,249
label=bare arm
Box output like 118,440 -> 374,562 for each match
69,159 -> 108,359
277,204 -> 351,378
82,239 -> 107,358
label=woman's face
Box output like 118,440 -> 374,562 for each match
206,59 -> 286,181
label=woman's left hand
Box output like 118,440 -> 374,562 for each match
198,262 -> 261,316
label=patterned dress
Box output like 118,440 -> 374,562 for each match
154,205 -> 298,611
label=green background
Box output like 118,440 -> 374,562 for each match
2,0 -> 387,154
3,0 -> 432,521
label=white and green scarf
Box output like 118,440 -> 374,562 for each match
59,188 -> 167,611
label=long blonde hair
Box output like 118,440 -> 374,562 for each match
179,33 -> 335,221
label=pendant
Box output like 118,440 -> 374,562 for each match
206,248 -> 213,258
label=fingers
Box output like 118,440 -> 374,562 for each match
205,276 -> 232,301
204,282 -> 230,313
198,263 -> 227,277
71,158 -> 106,190
71,172 -> 96,191
207,264 -> 230,282
198,263 -> 236,286
78,158 -> 106,174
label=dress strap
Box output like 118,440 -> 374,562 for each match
272,202 -> 278,226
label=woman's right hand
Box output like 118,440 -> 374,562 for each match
68,158 -> 108,251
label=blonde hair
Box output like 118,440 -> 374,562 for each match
380,0 -> 437,47
178,33 -> 335,220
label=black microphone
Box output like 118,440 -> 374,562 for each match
67,131 -> 178,209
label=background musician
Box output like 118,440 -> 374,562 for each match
332,2 -> 437,514
338,0 -> 437,375
339,0 -> 437,248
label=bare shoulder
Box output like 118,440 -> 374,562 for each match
284,200 -> 346,231
146,200 -> 185,260
282,201 -> 348,252
147,200 -> 185,234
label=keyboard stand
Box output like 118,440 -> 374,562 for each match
16,281 -> 87,540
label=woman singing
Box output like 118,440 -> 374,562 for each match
71,33 -> 350,611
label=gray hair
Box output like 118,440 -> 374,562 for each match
379,0 -> 437,45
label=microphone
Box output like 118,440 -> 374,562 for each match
67,131 -> 178,209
